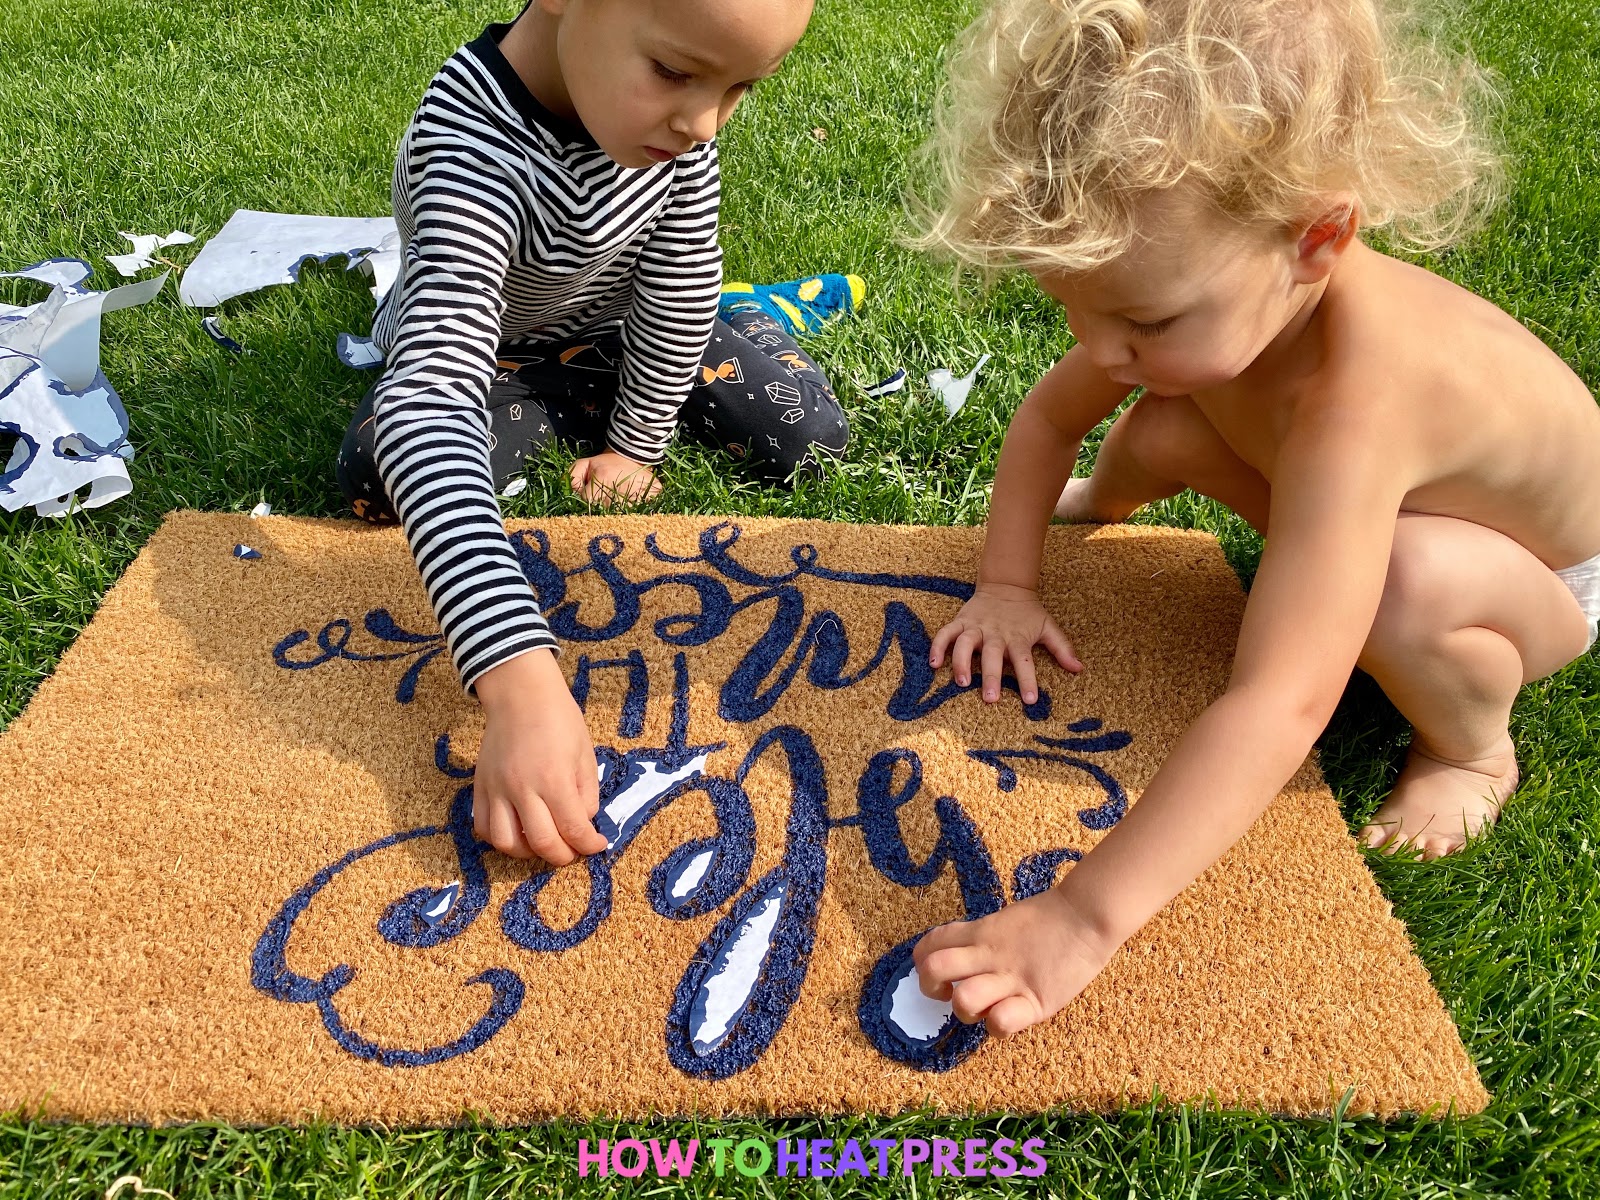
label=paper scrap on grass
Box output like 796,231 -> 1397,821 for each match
107,230 -> 195,277
336,333 -> 383,369
179,210 -> 401,308
0,267 -> 168,517
201,315 -> 248,355
864,368 -> 906,398
1,258 -> 95,297
928,353 -> 991,417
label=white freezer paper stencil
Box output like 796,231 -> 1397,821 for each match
0,269 -> 167,517
927,353 -> 992,417
0,258 -> 94,298
107,230 -> 195,277
179,210 -> 401,308
336,332 -> 384,369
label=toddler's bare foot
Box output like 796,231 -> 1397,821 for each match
912,889 -> 1116,1036
1360,735 -> 1519,860
1054,477 -> 1142,523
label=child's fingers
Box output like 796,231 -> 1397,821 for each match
980,639 -> 1006,702
569,458 -> 591,493
472,788 -> 492,845
485,792 -> 537,860
577,749 -> 601,819
513,792 -> 577,866
949,972 -> 1013,1025
950,629 -> 982,686
982,993 -> 1042,1037
1012,645 -> 1040,704
1041,617 -> 1083,672
911,920 -> 965,965
916,943 -> 989,1002
929,621 -> 960,668
552,788 -> 608,856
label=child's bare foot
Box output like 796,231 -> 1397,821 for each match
912,889 -> 1117,1036
1054,477 -> 1142,523
1360,735 -> 1519,859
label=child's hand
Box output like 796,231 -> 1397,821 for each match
930,582 -> 1083,704
913,886 -> 1117,1036
471,649 -> 608,865
570,450 -> 661,506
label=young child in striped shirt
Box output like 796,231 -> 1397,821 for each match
336,0 -> 842,866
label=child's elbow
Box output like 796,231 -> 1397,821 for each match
1223,682 -> 1342,746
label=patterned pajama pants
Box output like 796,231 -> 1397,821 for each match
337,308 -> 849,522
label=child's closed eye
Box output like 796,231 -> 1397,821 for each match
1128,316 -> 1177,337
652,60 -> 692,84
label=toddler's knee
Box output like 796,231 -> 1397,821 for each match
1364,523 -> 1454,655
1119,392 -> 1198,474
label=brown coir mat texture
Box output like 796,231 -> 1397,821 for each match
0,511 -> 1487,1123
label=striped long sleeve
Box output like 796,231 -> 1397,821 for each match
368,22 -> 723,694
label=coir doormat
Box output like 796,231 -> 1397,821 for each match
0,511 -> 1486,1123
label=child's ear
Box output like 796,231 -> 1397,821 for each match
1291,197 -> 1359,283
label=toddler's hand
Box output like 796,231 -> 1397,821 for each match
472,649 -> 608,865
570,450 -> 661,507
930,582 -> 1083,704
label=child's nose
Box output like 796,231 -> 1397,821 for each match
1084,334 -> 1135,371
671,104 -> 720,147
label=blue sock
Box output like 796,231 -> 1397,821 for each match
719,273 -> 866,335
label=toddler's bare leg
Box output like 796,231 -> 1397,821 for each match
1357,513 -> 1591,858
1056,393 -> 1271,532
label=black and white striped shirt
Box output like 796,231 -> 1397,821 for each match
369,22 -> 723,693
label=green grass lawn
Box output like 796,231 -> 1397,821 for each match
3,0 -> 1599,1194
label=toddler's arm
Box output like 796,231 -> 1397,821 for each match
931,346 -> 1134,697
1039,420 -> 1408,954
373,128 -> 605,863
917,413 -> 1413,1032
587,142 -> 724,492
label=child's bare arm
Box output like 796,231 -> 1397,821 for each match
1055,418 -> 1410,946
979,345 -> 1137,590
915,414 -> 1413,1034
931,347 -> 1132,699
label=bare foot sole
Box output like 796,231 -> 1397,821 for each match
1360,737 -> 1519,859
1054,477 -> 1141,523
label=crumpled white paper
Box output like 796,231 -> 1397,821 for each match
336,332 -> 384,369
0,267 -> 167,517
107,230 -> 195,277
179,209 -> 401,308
1,258 -> 95,297
927,353 -> 992,417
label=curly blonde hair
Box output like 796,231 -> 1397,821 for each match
910,0 -> 1505,275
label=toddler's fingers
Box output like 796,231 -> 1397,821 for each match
949,972 -> 1013,1025
980,639 -> 1006,702
911,920 -> 966,965
486,793 -> 537,860
982,993 -> 1042,1038
472,788 -> 491,845
1041,618 -> 1083,673
554,793 -> 608,856
950,629 -> 982,686
577,750 -> 602,819
929,621 -> 960,669
514,793 -> 577,866
1012,645 -> 1040,705
917,943 -> 990,1001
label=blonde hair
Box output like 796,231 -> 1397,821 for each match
911,0 -> 1506,275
